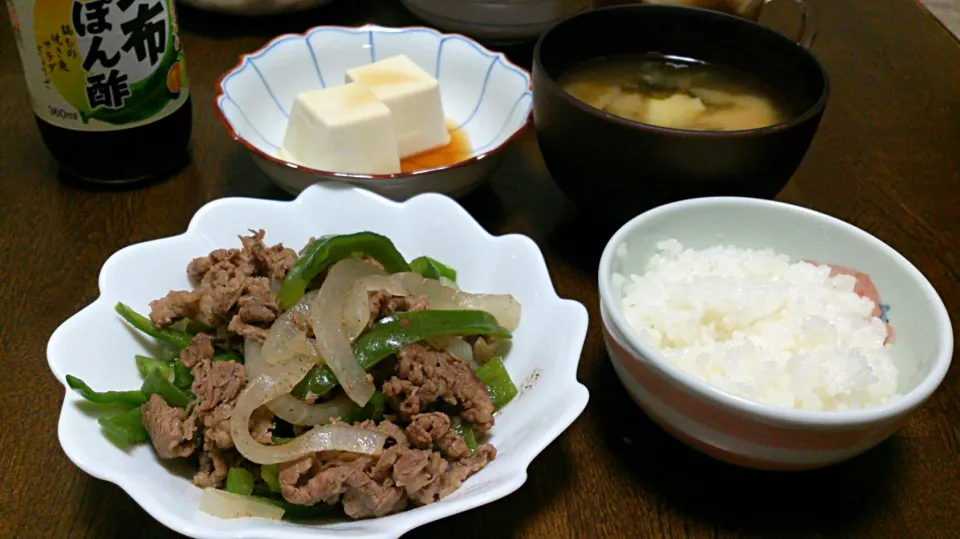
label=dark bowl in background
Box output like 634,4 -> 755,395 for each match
532,5 -> 829,225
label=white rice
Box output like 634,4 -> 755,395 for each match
615,240 -> 899,411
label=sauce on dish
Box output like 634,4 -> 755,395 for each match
400,123 -> 472,173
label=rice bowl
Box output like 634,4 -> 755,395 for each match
598,197 -> 952,470
615,239 -> 899,412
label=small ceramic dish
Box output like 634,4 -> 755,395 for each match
48,183 -> 589,538
598,197 -> 952,470
399,0 -> 591,44
215,25 -> 533,199
178,0 -> 334,16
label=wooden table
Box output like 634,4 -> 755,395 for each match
1,0 -> 958,537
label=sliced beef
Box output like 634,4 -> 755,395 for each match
393,444 -> 496,505
382,343 -> 495,431
279,454 -> 376,507
199,404 -> 274,452
278,440 -> 495,518
192,359 -> 246,416
237,277 -> 281,323
432,444 -> 496,501
149,231 -> 289,339
240,229 -> 298,281
199,403 -> 234,451
341,466 -> 409,519
390,447 -> 448,505
183,351 -> 246,458
187,247 -> 255,284
149,290 -> 202,328
250,406 -> 276,445
227,315 -> 269,342
367,290 -> 430,327
375,420 -> 409,448
179,333 -> 214,369
193,448 -> 236,488
352,419 -> 409,448
188,354 -> 249,487
405,412 -> 470,460
278,455 -> 320,505
188,230 -> 295,284
150,258 -> 249,328
141,394 -> 196,459
279,452 -> 407,519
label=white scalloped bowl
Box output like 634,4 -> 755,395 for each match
215,25 -> 533,199
47,183 -> 589,539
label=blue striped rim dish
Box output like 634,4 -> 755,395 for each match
217,25 -> 532,160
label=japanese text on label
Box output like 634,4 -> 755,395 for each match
71,0 -> 168,110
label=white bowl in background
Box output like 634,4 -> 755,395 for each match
598,197 -> 953,470
215,25 -> 533,199
399,0 -> 592,44
178,0 -> 334,16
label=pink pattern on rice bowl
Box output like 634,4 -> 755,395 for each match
813,262 -> 896,344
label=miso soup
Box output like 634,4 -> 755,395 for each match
559,54 -> 791,131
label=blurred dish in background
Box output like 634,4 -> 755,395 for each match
178,0 -> 335,16
399,0 -> 592,44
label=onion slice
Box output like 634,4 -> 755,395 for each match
473,337 -> 498,365
438,276 -> 459,290
308,259 -> 380,406
231,341 -> 387,464
199,488 -> 284,520
266,393 -> 357,426
341,274 -> 407,342
392,272 -> 522,331
262,291 -> 320,366
245,340 -> 356,426
444,337 -> 480,370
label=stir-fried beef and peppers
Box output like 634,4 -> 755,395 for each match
67,230 -> 521,521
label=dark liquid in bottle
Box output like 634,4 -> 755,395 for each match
36,97 -> 193,184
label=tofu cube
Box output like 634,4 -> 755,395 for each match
643,94 -> 708,129
346,55 -> 450,158
280,83 -> 401,175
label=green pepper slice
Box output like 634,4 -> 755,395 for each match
142,369 -> 192,408
66,375 -> 147,406
260,464 -> 282,493
226,467 -> 255,496
451,417 -> 477,454
170,318 -> 214,335
169,318 -> 212,335
135,355 -> 173,379
172,359 -> 194,390
292,310 -> 511,398
254,496 -> 343,519
98,406 -> 150,445
410,256 -> 457,282
115,302 -> 193,349
475,357 -> 518,410
278,232 -> 411,309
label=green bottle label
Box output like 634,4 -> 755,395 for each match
6,0 -> 188,131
